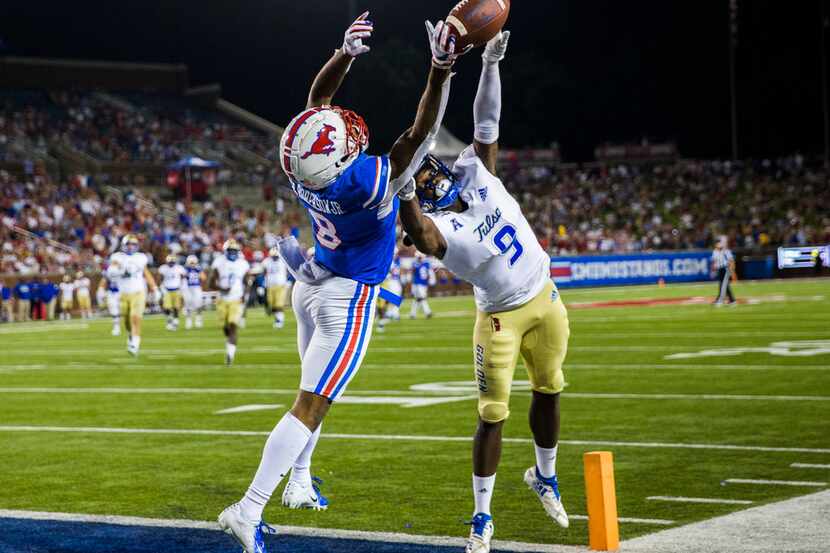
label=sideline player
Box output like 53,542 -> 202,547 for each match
397,32 -> 571,552
218,12 -> 464,553
109,235 -> 159,356
712,236 -> 737,306
376,253 -> 402,331
74,271 -> 93,319
263,247 -> 289,329
59,275 -> 74,320
209,240 -> 250,366
183,255 -> 206,329
409,252 -> 434,319
159,254 -> 186,330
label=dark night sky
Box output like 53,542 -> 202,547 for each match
1,1 -> 827,161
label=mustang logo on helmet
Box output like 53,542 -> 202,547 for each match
301,124 -> 337,160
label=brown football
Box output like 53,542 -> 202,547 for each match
445,0 -> 511,49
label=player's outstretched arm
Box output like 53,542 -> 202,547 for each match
388,21 -> 468,180
399,196 -> 448,259
472,31 -> 510,175
306,11 -> 373,109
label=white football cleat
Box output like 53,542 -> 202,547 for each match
195,316 -> 203,328
281,477 -> 329,510
185,318 -> 193,330
127,344 -> 138,357
524,467 -> 569,528
465,512 -> 493,553
111,326 -> 121,336
217,503 -> 275,553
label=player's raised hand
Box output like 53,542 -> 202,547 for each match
425,20 -> 472,69
482,30 -> 510,64
342,11 -> 373,57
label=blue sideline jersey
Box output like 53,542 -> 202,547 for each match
185,266 -> 202,287
413,259 -> 432,286
291,152 -> 398,285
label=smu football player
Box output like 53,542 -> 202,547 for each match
219,11 -> 467,553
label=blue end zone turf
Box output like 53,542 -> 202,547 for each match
0,517 -> 460,553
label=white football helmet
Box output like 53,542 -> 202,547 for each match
280,106 -> 369,190
185,255 -> 199,267
268,246 -> 279,258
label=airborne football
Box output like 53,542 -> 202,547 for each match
1,2 -> 828,553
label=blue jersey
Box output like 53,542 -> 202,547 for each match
14,282 -> 32,300
1,286 -> 11,301
390,257 -> 401,281
185,266 -> 202,287
292,153 -> 397,285
413,260 -> 432,286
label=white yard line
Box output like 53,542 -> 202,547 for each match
723,478 -> 827,487
0,425 -> 828,453
647,496 -> 753,505
0,509 -> 584,552
1,387 -> 826,402
566,514 -> 673,525
791,463 -> 830,469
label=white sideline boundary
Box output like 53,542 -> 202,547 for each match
791,463 -> 830,469
0,425 -> 828,454
0,509 -> 585,552
622,489 -> 830,552
723,478 -> 827,487
1,387 -> 828,402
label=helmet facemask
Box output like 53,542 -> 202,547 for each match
414,155 -> 460,213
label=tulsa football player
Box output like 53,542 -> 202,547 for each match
183,255 -> 206,329
108,235 -> 159,356
263,247 -> 289,329
218,11 -> 466,553
399,32 -> 571,552
209,240 -> 250,366
159,254 -> 186,331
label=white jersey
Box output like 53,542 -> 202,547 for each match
108,251 -> 150,295
427,146 -> 549,313
59,282 -> 75,302
74,277 -> 91,297
263,256 -> 288,287
211,255 -> 250,301
158,264 -> 186,291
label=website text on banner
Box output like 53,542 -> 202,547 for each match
550,252 -> 711,288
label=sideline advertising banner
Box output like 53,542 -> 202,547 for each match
550,252 -> 711,288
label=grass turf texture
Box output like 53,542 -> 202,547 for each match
0,278 -> 828,547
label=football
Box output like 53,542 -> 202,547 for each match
445,0 -> 511,49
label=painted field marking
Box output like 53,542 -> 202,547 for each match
791,463 -> 830,469
0,509 -> 583,553
666,340 -> 830,360
0,323 -> 89,335
647,496 -> 753,505
568,514 -> 673,526
0,425 -> 828,454
1,387 -> 826,403
723,478 -> 827,487
213,404 -> 284,415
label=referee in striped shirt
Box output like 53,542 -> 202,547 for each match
711,236 -> 736,306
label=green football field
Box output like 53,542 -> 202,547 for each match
1,278 -> 828,547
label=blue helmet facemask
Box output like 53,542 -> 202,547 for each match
415,154 -> 460,213
225,249 -> 240,261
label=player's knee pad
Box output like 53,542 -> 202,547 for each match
531,367 -> 565,395
478,399 -> 509,423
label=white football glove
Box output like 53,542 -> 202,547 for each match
342,11 -> 373,57
398,178 -> 416,201
425,20 -> 472,69
482,30 -> 510,64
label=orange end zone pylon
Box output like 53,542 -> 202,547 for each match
583,451 -> 620,551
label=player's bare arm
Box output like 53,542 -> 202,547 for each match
388,21 -> 469,179
144,267 -> 158,292
472,31 -> 510,175
400,198 -> 448,258
306,11 -> 373,109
